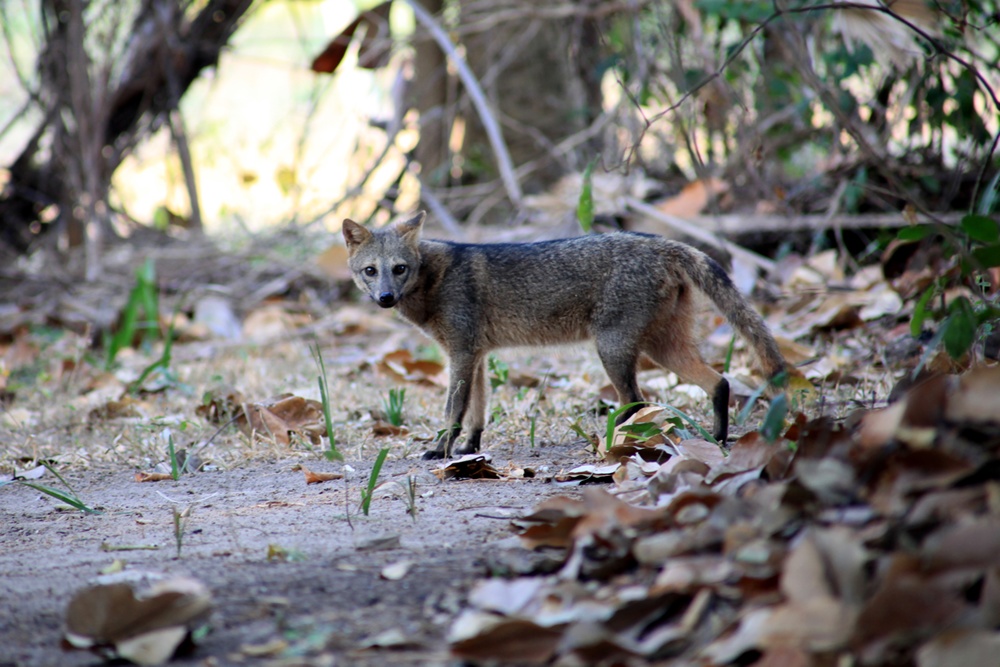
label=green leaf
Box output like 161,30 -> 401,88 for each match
977,171 -> 999,215
759,394 -> 788,443
961,214 -> 1000,243
361,448 -> 390,516
972,243 -> 1000,269
604,401 -> 648,451
896,225 -> 932,242
942,297 -> 976,360
659,403 -> 719,447
577,160 -> 596,233
311,343 -> 342,462
18,480 -> 101,514
910,284 -> 936,337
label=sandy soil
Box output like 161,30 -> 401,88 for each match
2,448 -> 582,667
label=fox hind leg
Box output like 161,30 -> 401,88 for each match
643,334 -> 729,442
595,331 -> 644,425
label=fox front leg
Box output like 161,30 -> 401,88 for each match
422,353 -> 479,460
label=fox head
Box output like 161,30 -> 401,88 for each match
342,212 -> 425,309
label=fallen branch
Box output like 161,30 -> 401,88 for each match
403,0 -> 523,207
686,211 -> 963,235
624,197 -> 776,275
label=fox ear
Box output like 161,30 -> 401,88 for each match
394,211 -> 426,243
342,219 -> 372,250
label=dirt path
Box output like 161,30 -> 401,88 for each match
2,450 -> 580,666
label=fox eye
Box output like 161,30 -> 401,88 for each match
392,264 -> 407,276
364,266 -> 377,277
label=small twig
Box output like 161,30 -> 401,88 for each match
415,177 -> 464,237
403,0 -> 523,207
160,5 -> 203,231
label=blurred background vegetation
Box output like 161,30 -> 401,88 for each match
0,0 -> 997,274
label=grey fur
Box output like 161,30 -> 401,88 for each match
343,212 -> 785,459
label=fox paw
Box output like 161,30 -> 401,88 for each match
421,449 -> 446,460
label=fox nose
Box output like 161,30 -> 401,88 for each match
377,292 -> 396,307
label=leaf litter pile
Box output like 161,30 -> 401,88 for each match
2,226 -> 1000,665
453,367 -> 1000,665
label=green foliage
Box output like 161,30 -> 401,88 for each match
167,435 -> 182,480
605,1 -> 996,212
128,313 -> 179,394
659,403 -> 720,447
577,159 -> 595,233
404,475 -> 418,521
310,343 -> 343,461
382,388 -> 406,427
360,448 -> 389,516
901,213 -> 1000,362
487,355 -> 509,391
603,401 -> 648,451
106,258 -> 159,370
5,462 -> 101,514
759,394 -> 788,443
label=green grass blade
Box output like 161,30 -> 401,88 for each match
311,342 -> 343,461
577,159 -> 596,233
361,448 -> 390,516
604,401 -> 649,451
18,481 -> 101,514
659,403 -> 719,447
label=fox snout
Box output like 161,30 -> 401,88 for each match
376,291 -> 397,308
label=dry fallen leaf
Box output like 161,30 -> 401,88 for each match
655,178 -> 730,218
434,454 -> 501,480
134,472 -> 173,483
237,393 -> 326,446
380,559 -> 413,581
63,577 -> 212,666
371,420 -> 409,437
300,465 -> 343,485
376,349 -> 447,387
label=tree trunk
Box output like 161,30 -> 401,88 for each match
0,0 -> 255,257
410,2 -> 604,223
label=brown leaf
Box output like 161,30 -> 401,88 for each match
449,613 -> 562,664
310,1 -> 393,74
134,472 -> 173,483
655,178 -> 729,218
241,304 -> 311,343
64,578 -> 211,665
300,465 -> 343,485
377,349 -> 447,386
945,366 -> 1000,425
515,496 -> 587,550
921,518 -> 1000,573
316,243 -> 351,281
435,454 -> 501,480
854,556 -> 964,656
372,420 -> 408,437
237,394 -> 326,446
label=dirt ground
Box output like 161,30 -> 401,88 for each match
2,448 -> 582,667
0,234 -> 794,667
0,306 -> 692,667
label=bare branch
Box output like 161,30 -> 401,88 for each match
402,0 -> 523,206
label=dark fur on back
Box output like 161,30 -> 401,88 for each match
343,212 -> 785,459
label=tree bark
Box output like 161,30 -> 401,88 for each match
0,0 -> 255,256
